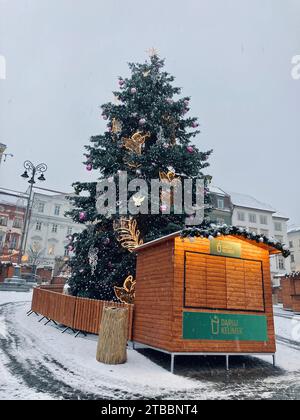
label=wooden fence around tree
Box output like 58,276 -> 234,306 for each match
31,287 -> 134,340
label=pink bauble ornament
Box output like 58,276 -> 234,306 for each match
160,205 -> 168,212
192,122 -> 199,128
131,87 -> 137,94
103,238 -> 110,246
68,245 -> 74,252
86,164 -> 93,171
119,79 -> 124,86
139,118 -> 146,126
166,98 -> 173,104
187,146 -> 195,154
79,212 -> 87,221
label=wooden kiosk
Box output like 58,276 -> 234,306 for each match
133,227 -> 289,373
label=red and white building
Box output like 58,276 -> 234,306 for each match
0,195 -> 26,261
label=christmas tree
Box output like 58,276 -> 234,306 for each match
67,50 -> 212,301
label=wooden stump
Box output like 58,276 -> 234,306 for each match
96,306 -> 129,365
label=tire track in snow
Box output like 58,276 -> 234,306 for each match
0,302 -> 145,400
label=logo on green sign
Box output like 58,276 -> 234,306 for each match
183,312 -> 268,342
210,239 -> 241,258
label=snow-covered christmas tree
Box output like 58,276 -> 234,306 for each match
66,51 -> 212,301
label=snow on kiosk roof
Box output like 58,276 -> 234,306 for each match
132,224 -> 287,372
134,225 -> 290,258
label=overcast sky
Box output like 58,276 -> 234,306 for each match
0,0 -> 299,225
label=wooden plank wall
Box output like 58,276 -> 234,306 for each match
133,240 -> 174,350
281,276 -> 300,313
185,253 -> 264,312
281,278 -> 295,310
31,288 -> 76,327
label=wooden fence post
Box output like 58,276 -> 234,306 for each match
96,306 -> 129,365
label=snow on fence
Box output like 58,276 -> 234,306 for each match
31,287 -> 134,340
39,284 -> 65,293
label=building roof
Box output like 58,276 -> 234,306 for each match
209,185 -> 229,196
273,212 -> 289,220
288,227 -> 300,234
0,193 -> 27,208
228,191 -> 276,213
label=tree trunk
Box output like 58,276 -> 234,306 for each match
96,306 -> 129,365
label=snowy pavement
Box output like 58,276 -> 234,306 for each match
1,294 -> 300,400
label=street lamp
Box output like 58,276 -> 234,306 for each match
18,161 -> 48,265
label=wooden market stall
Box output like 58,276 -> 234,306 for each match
133,226 -> 289,372
281,273 -> 300,313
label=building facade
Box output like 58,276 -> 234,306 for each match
0,196 -> 26,259
288,227 -> 300,272
228,191 -> 290,285
0,143 -> 7,165
209,186 -> 232,225
25,192 -> 84,268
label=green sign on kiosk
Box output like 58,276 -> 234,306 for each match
183,312 -> 268,342
210,239 -> 241,258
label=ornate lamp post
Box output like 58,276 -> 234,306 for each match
18,161 -> 48,265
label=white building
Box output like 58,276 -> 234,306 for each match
0,143 -> 6,165
25,191 -> 84,267
288,227 -> 300,272
229,192 -> 290,285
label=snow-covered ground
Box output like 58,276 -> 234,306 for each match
1,293 -> 300,400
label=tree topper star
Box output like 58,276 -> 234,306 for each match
146,47 -> 159,58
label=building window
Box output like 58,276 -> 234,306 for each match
13,218 -> 23,229
32,241 -> 42,253
289,241 -> 294,249
9,236 -> 18,250
291,254 -> 295,263
52,224 -> 58,233
54,205 -> 61,216
48,245 -> 55,256
217,198 -> 224,210
260,215 -> 268,225
37,202 -> 45,213
249,213 -> 257,224
274,222 -> 282,232
0,232 -> 5,251
36,222 -> 42,231
67,227 -> 73,235
278,257 -> 285,270
237,212 -> 245,222
0,216 -> 8,226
